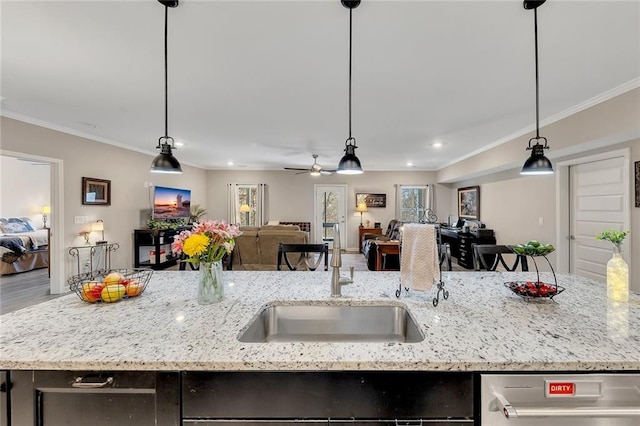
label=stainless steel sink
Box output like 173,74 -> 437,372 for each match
238,303 -> 424,343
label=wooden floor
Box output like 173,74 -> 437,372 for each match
0,268 -> 67,315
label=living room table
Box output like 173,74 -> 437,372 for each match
375,240 -> 401,271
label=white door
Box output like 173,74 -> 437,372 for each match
569,156 -> 628,282
314,185 -> 347,249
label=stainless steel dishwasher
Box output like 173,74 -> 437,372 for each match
481,373 -> 640,426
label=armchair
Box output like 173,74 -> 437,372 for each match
362,220 -> 403,271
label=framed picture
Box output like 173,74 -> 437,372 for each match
636,161 -> 640,208
82,177 -> 111,206
356,193 -> 386,208
458,186 -> 479,220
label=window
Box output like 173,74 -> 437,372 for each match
228,183 -> 266,226
396,185 -> 430,223
237,185 -> 258,226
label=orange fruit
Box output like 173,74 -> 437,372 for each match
125,279 -> 143,297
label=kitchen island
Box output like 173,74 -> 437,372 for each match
1,270 -> 639,371
1,271 -> 639,425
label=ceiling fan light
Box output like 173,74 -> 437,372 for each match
310,170 -> 322,176
151,142 -> 183,174
521,143 -> 553,175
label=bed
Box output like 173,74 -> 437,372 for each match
0,217 -> 49,276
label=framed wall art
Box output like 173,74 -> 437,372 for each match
458,186 -> 480,220
82,177 -> 111,206
356,193 -> 386,208
636,161 -> 640,208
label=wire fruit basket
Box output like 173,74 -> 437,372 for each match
68,269 -> 153,304
505,244 -> 563,301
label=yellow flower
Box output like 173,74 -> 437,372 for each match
182,234 -> 210,258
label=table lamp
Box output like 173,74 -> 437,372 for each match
92,219 -> 106,244
239,204 -> 251,225
356,203 -> 368,226
41,206 -> 51,228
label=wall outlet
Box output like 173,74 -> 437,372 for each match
74,216 -> 87,224
538,217 -> 544,226
144,182 -> 153,188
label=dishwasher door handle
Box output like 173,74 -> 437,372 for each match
491,391 -> 640,419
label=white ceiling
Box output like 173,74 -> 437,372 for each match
1,0 -> 639,172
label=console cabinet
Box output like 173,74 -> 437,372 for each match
440,229 -> 496,270
133,229 -> 183,270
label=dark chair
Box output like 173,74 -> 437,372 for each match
277,243 -> 329,271
436,225 -> 452,271
178,253 -> 199,271
472,244 -> 528,271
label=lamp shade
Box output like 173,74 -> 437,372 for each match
239,204 -> 251,213
150,144 -> 183,174
91,221 -> 104,232
356,202 -> 368,213
521,143 -> 554,175
41,206 -> 51,214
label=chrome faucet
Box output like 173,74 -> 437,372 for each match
330,223 -> 354,297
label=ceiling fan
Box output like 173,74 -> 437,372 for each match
284,154 -> 336,176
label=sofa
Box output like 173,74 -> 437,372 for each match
230,225 -> 308,270
362,220 -> 403,271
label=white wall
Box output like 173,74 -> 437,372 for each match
0,156 -> 50,227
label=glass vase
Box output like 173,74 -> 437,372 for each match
606,244 -> 628,303
198,260 -> 224,304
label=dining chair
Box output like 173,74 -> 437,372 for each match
277,243 -> 329,271
472,244 -> 528,272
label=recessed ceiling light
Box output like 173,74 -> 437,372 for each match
431,141 -> 443,148
406,162 -> 413,167
227,161 -> 234,166
174,141 -> 184,147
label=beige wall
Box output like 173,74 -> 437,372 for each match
206,170 -> 453,251
1,117 -> 208,280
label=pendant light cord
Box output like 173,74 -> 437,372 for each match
534,7 -> 540,140
348,7 -> 353,141
164,4 -> 169,139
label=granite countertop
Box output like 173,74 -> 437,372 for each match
1,270 -> 639,371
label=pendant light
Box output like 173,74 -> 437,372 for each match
520,0 -> 553,175
337,0 -> 364,175
150,0 -> 183,174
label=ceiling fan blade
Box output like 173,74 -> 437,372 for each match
284,167 -> 309,171
320,170 -> 333,175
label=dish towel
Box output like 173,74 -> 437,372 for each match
400,223 -> 440,292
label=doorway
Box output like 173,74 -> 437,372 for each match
314,185 -> 347,249
0,150 -> 65,295
556,149 -> 631,285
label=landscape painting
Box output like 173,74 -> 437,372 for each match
153,186 -> 191,220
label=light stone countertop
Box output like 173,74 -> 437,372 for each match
1,270 -> 639,372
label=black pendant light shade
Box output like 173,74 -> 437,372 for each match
338,138 -> 363,174
337,0 -> 363,175
150,0 -> 183,174
151,137 -> 183,174
520,0 -> 553,176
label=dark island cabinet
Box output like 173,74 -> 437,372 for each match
8,371 -> 180,426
